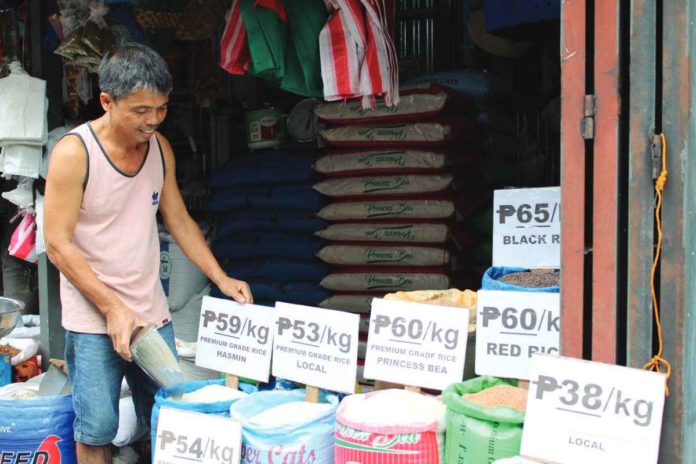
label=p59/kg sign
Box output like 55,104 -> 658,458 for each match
493,186 -> 561,268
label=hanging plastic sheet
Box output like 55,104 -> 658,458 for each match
0,63 -> 47,146
281,0 -> 328,97
220,0 -> 251,75
320,0 -> 366,102
240,0 -> 287,81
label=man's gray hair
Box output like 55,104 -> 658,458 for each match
98,43 -> 173,100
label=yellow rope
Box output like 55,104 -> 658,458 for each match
642,132 -> 672,395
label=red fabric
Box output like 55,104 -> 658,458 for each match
220,0 -> 250,75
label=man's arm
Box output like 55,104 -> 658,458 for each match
44,136 -> 146,361
157,134 -> 253,304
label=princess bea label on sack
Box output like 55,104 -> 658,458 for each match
196,296 -> 276,382
272,303 -> 359,393
521,354 -> 666,464
475,290 -> 560,380
493,186 -> 561,268
364,298 -> 470,390
154,407 -> 242,464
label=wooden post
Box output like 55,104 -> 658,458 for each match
560,0 -> 588,360
305,386 -> 320,403
225,375 -> 239,390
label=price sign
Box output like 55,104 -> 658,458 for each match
493,186 -> 561,268
364,298 -> 470,390
154,407 -> 242,464
196,296 -> 275,382
476,290 -> 560,380
522,355 -> 666,464
272,302 -> 359,393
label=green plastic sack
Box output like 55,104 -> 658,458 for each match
240,0 -> 286,81
444,377 -> 525,463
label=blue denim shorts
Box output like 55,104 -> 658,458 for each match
65,323 -> 177,446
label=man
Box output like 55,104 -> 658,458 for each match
44,43 -> 253,463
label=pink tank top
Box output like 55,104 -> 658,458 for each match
59,123 -> 170,333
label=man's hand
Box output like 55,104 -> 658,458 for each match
217,276 -> 254,305
105,305 -> 148,361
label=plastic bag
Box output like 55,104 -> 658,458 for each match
0,145 -> 43,178
443,377 -> 525,463
0,393 -> 77,462
151,379 -> 257,455
2,177 -> 35,209
335,389 -> 445,464
482,267 -> 560,293
0,63 -> 47,145
229,389 -> 338,464
8,212 -> 38,264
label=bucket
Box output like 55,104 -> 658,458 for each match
245,107 -> 286,150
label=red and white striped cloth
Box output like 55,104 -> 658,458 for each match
219,0 -> 250,75
360,0 -> 399,107
320,0 -> 399,108
320,0 -> 366,102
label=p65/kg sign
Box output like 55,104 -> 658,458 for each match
493,186 -> 561,268
476,290 -> 560,380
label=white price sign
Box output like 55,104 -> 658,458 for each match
493,186 -> 561,268
154,407 -> 242,464
364,298 -> 469,390
195,296 -> 275,382
476,290 -> 560,380
522,355 -> 666,464
272,302 -> 359,393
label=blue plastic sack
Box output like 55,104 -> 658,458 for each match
211,152 -> 317,188
0,394 -> 77,463
229,389 -> 338,464
482,267 -> 559,293
212,280 -> 330,306
224,259 -> 330,281
216,211 -> 327,236
214,233 -> 326,260
209,183 -> 325,212
151,379 -> 257,454
0,356 -> 10,387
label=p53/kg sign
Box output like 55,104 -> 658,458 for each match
521,355 -> 666,464
476,290 -> 560,380
493,186 -> 560,268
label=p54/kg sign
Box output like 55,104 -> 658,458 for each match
493,186 -> 560,268
476,290 -> 560,380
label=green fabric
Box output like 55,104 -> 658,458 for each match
281,0 -> 327,97
240,0 -> 286,81
443,377 -> 525,463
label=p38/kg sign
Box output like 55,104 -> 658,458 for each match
493,186 -> 561,268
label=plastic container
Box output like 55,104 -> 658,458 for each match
245,107 -> 286,150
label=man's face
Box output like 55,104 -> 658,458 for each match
101,88 -> 169,143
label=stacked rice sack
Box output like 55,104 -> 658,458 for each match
313,87 -> 481,387
209,150 -> 330,307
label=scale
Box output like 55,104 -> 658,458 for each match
0,297 -> 23,339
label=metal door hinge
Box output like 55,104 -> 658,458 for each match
581,95 -> 595,140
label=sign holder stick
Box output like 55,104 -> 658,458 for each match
305,385 -> 320,403
225,374 -> 239,390
404,385 -> 422,393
